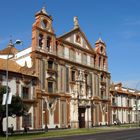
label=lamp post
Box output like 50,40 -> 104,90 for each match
5,39 -> 22,140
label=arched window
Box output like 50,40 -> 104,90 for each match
99,57 -> 101,68
71,70 -> 76,81
103,59 -> 106,70
39,34 -> 43,48
100,46 -> 104,53
101,74 -> 104,81
94,56 -> 96,67
41,19 -> 48,29
47,36 -> 51,52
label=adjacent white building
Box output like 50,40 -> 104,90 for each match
110,83 -> 140,124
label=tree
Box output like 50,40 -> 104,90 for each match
0,85 -> 28,136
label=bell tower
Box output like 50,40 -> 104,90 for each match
95,37 -> 108,71
31,7 -> 56,53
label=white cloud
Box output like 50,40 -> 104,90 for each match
121,80 -> 140,90
123,19 -> 140,26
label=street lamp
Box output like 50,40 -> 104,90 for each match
5,39 -> 22,140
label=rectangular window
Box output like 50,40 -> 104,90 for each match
66,67 -> 69,92
101,91 -> 104,99
22,113 -> 32,127
61,67 -> 63,91
82,53 -> 87,65
70,49 -> 75,61
48,60 -> 53,69
47,36 -> 51,52
76,51 -> 81,63
127,100 -> 130,107
95,75 -> 99,96
41,60 -> 45,89
22,87 -> 29,99
71,71 -> 75,81
87,55 -> 90,65
48,82 -> 53,93
99,57 -> 101,68
112,98 -> 115,105
64,47 -> 69,59
39,34 -> 43,48
58,45 -> 64,57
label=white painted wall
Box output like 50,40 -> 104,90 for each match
16,56 -> 32,68
118,96 -> 121,106
2,77 -> 16,96
0,54 -> 13,59
2,75 -> 35,130
15,47 -> 32,58
87,55 -> 90,65
3,117 -> 16,131
14,47 -> 32,68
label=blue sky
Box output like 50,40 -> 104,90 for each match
0,0 -> 140,89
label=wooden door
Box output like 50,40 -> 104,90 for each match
78,108 -> 86,128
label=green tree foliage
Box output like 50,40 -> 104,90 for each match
0,85 -> 28,136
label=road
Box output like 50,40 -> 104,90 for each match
35,128 -> 140,140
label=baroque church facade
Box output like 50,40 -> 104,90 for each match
0,7 -> 111,130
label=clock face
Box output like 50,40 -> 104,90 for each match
41,19 -> 47,29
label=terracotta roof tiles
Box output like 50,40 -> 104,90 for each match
0,46 -> 18,55
0,58 -> 20,72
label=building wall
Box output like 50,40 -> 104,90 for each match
111,84 -> 140,124
1,7 -> 112,130
1,73 -> 36,131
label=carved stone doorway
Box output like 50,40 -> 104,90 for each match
78,107 -> 86,128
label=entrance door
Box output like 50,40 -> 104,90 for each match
78,107 -> 86,128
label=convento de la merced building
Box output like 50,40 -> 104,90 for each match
0,6 -> 140,131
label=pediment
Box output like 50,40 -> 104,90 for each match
59,28 -> 94,52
